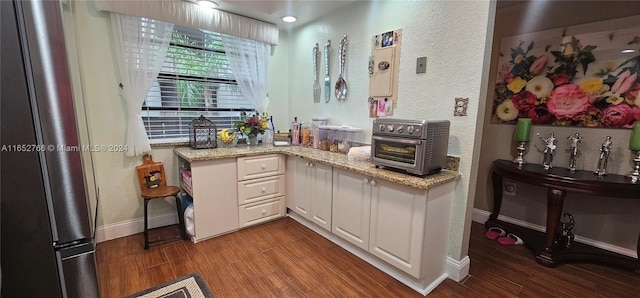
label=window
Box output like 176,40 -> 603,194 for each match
142,25 -> 256,142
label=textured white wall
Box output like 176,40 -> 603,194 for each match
475,2 -> 640,251
278,1 -> 494,260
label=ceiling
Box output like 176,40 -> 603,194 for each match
214,0 -> 526,29
216,0 -> 358,29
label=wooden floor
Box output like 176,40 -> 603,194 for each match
96,217 -> 640,297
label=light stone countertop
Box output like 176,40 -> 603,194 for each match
174,145 -> 461,190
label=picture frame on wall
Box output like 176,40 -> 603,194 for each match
492,19 -> 640,129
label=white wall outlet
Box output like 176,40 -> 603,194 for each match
504,182 -> 516,196
454,97 -> 468,116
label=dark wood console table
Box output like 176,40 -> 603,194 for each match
487,159 -> 640,273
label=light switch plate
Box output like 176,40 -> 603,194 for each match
416,57 -> 426,74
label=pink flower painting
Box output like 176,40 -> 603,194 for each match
546,85 -> 590,119
492,32 -> 640,128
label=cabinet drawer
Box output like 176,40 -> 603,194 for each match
237,154 -> 285,181
238,175 -> 285,205
238,197 -> 284,228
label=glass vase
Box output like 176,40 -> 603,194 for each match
247,134 -> 259,146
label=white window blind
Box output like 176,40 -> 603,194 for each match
142,25 -> 256,142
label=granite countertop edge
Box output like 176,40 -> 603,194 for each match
174,145 -> 461,190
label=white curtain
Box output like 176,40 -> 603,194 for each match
111,14 -> 173,156
221,35 -> 270,114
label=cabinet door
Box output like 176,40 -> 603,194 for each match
332,169 -> 371,250
309,162 -> 332,231
190,159 -> 239,241
286,157 -> 310,219
370,179 -> 427,278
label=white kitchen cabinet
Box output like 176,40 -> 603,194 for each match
237,154 -> 286,228
309,162 -> 332,231
286,157 -> 333,231
369,179 -> 427,278
332,168 -> 452,280
331,168 -> 371,250
186,158 -> 239,242
286,157 -> 310,219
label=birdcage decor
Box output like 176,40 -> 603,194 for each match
189,115 -> 217,149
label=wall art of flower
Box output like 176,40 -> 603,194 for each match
492,24 -> 640,128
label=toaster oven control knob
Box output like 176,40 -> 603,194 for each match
387,125 -> 394,132
378,124 -> 385,131
407,125 -> 415,134
396,125 -> 404,133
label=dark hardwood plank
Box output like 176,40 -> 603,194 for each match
146,263 -> 176,287
162,241 -> 199,277
327,245 -> 396,286
140,245 -> 167,269
298,257 -> 368,297
96,219 -> 640,298
461,274 -> 521,297
118,254 -> 150,297
340,267 -> 399,297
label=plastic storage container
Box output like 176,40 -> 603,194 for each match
329,126 -> 341,152
343,126 -> 365,150
318,125 -> 331,151
312,117 -> 328,149
336,126 -> 364,154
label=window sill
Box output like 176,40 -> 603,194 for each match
150,140 -> 189,147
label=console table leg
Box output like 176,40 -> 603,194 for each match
545,189 -> 566,252
490,171 -> 503,221
537,188 -> 566,266
636,232 -> 640,273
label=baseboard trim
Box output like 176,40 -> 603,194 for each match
472,208 -> 637,258
446,255 -> 470,282
95,213 -> 178,243
287,212 -> 446,296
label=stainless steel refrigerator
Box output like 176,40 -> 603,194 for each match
1,0 -> 100,297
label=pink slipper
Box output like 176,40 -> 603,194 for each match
485,227 -> 506,240
498,233 -> 523,245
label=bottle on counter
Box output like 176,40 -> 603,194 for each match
301,120 -> 311,146
291,117 -> 300,146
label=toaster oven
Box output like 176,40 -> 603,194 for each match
371,119 -> 450,175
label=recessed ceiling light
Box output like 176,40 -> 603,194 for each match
282,16 -> 297,23
197,0 -> 218,9
621,49 -> 636,53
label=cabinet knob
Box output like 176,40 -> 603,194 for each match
309,163 -> 314,167
363,178 -> 369,184
261,187 -> 266,192
261,164 -> 266,169
262,209 -> 267,215
370,180 -> 376,186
